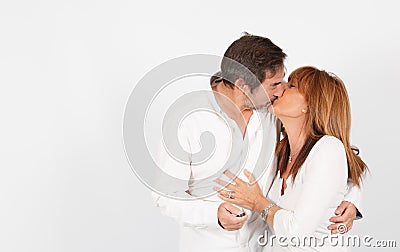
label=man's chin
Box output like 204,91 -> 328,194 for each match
254,103 -> 271,112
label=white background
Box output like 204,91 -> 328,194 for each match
1,0 -> 399,251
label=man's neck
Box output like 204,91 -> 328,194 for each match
212,83 -> 253,137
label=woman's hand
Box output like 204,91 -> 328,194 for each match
214,169 -> 267,213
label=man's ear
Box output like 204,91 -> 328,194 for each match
234,78 -> 249,93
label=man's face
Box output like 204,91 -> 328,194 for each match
244,66 -> 286,111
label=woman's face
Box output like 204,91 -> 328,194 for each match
272,81 -> 308,119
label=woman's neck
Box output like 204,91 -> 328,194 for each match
281,118 -> 307,158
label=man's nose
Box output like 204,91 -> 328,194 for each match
273,82 -> 287,98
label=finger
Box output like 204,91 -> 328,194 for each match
218,195 -> 241,211
341,204 -> 357,220
223,170 -> 243,184
213,186 -> 223,192
327,223 -> 336,231
331,207 -> 356,224
218,206 -> 237,225
221,222 -> 237,231
232,216 -> 248,228
328,223 -> 340,234
224,212 -> 247,223
244,169 -> 256,184
225,223 -> 245,231
215,179 -> 236,191
218,190 -> 232,200
224,215 -> 248,228
218,193 -> 236,203
226,227 -> 240,231
219,204 -> 247,225
218,189 -> 238,201
335,201 -> 349,215
328,223 -> 349,234
214,187 -> 235,196
216,189 -> 230,199
329,215 -> 346,223
346,222 -> 353,232
343,217 -> 354,230
224,226 -> 237,231
236,213 -> 248,221
328,223 -> 341,231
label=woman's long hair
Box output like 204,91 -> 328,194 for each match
276,66 -> 368,187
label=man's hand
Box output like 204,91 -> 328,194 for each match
217,202 -> 248,231
328,201 -> 357,234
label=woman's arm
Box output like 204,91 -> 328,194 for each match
217,136 -> 348,237
271,136 -> 348,237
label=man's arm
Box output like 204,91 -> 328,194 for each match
152,192 -> 223,228
328,181 -> 363,234
152,126 -> 226,229
343,180 -> 363,219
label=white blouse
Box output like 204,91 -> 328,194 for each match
268,136 -> 350,252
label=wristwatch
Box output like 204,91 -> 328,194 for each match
261,203 -> 276,222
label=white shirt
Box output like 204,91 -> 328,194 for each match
267,136 -> 351,252
151,84 -> 362,252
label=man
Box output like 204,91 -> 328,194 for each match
152,33 -> 361,251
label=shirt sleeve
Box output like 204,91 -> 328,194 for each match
344,180 -> 363,219
152,192 -> 222,228
272,136 -> 348,237
151,123 -> 222,229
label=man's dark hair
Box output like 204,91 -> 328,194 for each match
220,33 -> 286,90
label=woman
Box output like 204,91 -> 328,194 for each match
216,66 -> 368,251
